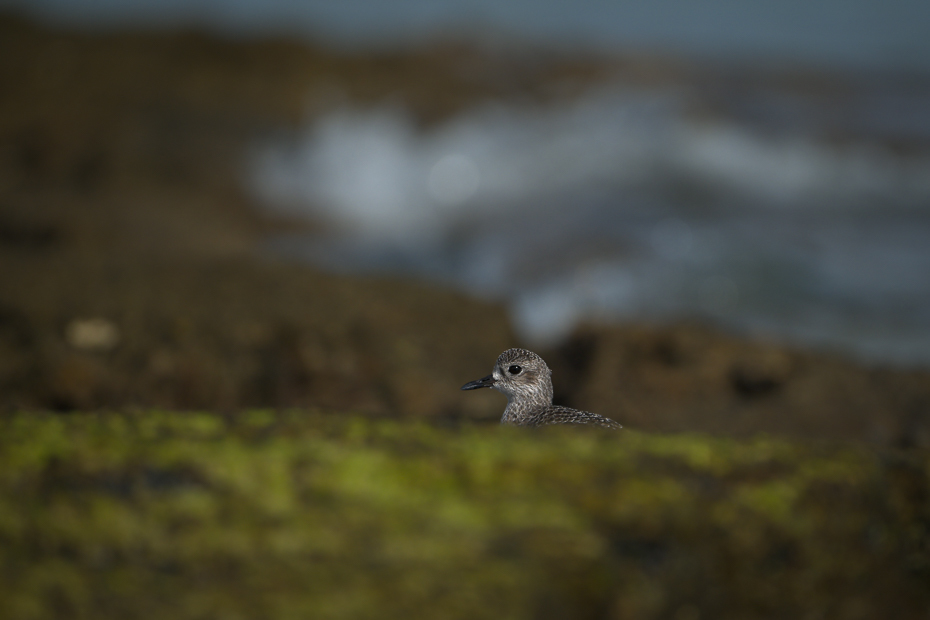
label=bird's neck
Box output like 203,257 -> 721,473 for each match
501,379 -> 553,425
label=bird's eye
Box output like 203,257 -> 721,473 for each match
508,365 -> 522,375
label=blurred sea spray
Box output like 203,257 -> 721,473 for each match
251,83 -> 930,364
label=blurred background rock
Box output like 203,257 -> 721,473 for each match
1,1 -> 929,445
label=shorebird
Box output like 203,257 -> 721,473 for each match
461,348 -> 622,429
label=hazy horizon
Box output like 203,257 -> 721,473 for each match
4,0 -> 930,74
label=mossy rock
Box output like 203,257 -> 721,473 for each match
1,411 -> 927,619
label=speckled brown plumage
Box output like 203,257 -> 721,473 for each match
461,348 -> 622,429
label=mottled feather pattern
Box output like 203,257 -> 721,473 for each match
520,406 -> 624,429
462,348 -> 622,430
497,347 -> 539,365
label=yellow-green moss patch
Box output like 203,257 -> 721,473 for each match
0,411 -> 927,620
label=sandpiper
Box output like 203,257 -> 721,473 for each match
461,348 -> 622,429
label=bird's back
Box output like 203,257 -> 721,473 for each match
519,405 -> 623,430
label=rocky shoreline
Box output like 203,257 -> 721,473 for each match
1,13 -> 928,446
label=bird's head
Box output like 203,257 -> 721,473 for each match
461,348 -> 553,405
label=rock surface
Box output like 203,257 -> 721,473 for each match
1,411 -> 928,620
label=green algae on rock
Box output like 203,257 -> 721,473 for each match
1,411 -> 928,620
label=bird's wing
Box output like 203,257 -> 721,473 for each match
528,406 -> 623,430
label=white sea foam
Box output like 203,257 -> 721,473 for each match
253,87 -> 930,239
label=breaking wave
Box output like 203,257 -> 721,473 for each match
251,85 -> 930,365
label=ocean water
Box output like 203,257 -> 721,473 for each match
253,81 -> 930,366
7,0 -> 930,74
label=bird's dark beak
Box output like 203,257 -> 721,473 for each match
461,374 -> 496,390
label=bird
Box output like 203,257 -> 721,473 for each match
461,348 -> 622,429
